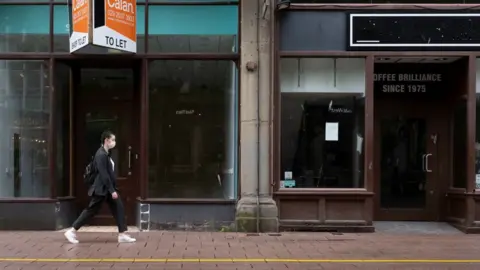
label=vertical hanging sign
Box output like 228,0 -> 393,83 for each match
92,0 -> 137,53
69,0 -> 90,53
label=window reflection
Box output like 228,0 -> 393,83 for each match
280,94 -> 364,188
475,95 -> 480,188
148,60 -> 238,199
380,117 -> 427,208
453,99 -> 467,188
147,6 -> 237,53
0,6 -> 50,52
147,35 -> 236,53
0,60 -> 50,197
55,62 -> 70,197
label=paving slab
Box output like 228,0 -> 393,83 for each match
0,231 -> 479,269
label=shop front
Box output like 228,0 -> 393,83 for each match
0,0 -> 239,230
274,2 -> 480,233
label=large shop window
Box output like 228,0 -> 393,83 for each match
0,6 -> 49,52
475,59 -> 480,189
53,5 -> 146,53
148,60 -> 238,199
280,58 -> 365,189
54,62 -> 71,197
454,99 -> 467,189
148,5 -> 238,53
476,94 -> 480,189
0,60 -> 50,197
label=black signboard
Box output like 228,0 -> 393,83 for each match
348,13 -> 480,51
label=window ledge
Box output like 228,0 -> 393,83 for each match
275,188 -> 373,196
137,197 -> 237,204
57,196 -> 76,201
0,198 -> 57,203
447,188 -> 467,195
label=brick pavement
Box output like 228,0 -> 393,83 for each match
0,231 -> 479,269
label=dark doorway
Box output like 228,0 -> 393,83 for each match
67,60 -> 141,226
376,101 -> 445,220
373,57 -> 466,221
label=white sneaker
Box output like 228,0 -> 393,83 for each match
64,229 -> 79,244
118,233 -> 136,243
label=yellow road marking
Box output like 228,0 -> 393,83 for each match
0,258 -> 480,263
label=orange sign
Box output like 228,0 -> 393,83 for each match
70,0 -> 90,52
92,0 -> 137,53
105,0 -> 136,42
72,0 -> 89,34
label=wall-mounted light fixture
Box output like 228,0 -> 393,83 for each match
276,0 -> 291,11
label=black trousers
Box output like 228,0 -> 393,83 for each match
72,194 -> 127,233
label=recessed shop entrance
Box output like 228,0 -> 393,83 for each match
375,101 -> 447,221
59,59 -> 142,226
373,57 -> 466,221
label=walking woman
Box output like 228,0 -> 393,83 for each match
64,130 -> 136,244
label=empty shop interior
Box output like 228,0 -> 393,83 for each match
0,1 -> 240,230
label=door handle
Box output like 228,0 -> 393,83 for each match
425,153 -> 432,172
128,146 -> 132,168
127,146 -> 132,175
422,154 -> 426,172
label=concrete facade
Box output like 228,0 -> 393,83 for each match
236,0 -> 279,232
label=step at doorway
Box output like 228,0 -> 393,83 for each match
374,222 -> 462,234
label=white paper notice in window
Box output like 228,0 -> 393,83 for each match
356,134 -> 363,153
325,122 -> 339,141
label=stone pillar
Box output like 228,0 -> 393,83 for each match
235,0 -> 278,232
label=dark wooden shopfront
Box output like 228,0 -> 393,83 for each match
273,4 -> 480,233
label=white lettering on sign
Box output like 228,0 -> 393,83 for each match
375,73 -> 441,94
107,0 -> 134,13
374,73 -> 442,82
374,73 -> 396,82
71,36 -> 87,51
176,110 -> 195,115
382,85 -> 405,93
327,100 -> 352,113
328,107 -> 352,113
73,0 -> 87,11
381,84 -> 427,93
72,0 -> 88,23
105,36 -> 127,49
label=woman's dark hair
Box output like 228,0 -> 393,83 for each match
100,130 -> 115,143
